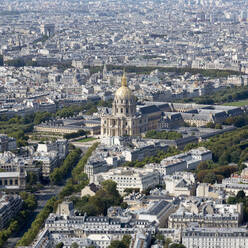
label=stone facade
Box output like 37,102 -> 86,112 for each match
182,227 -> 248,248
168,199 -> 243,229
0,165 -> 26,191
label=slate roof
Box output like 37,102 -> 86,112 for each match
88,183 -> 100,193
139,105 -> 161,115
148,200 -> 169,215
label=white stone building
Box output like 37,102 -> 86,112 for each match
182,227 -> 248,248
34,140 -> 68,178
95,167 -> 160,194
0,165 -> 26,191
164,172 -> 196,197
168,198 -> 243,229
158,159 -> 187,175
196,183 -> 225,199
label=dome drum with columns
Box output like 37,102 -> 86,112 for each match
112,72 -> 136,117
101,72 -> 161,140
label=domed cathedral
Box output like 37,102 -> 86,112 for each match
101,72 -> 162,143
112,72 -> 136,118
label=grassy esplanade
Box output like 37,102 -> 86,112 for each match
76,137 -> 97,143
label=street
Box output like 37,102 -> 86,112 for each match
3,185 -> 62,248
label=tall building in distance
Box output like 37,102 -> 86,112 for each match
40,24 -> 55,37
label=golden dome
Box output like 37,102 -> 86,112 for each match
115,86 -> 134,99
115,72 -> 135,100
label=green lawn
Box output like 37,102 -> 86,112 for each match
76,137 -> 97,143
223,99 -> 248,106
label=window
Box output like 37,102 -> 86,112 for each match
15,179 -> 18,185
4,180 -> 7,185
121,108 -> 123,113
10,179 -> 13,185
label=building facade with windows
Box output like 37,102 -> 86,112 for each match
95,167 -> 160,194
0,165 -> 26,191
168,200 -> 243,229
182,227 -> 248,248
0,193 -> 23,229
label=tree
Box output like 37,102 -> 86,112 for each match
59,184 -> 75,199
155,233 -> 165,245
164,238 -> 172,248
17,197 -> 58,246
206,122 -> 215,128
197,161 -> 209,171
71,243 -> 79,248
124,188 -> 140,194
120,202 -> 128,209
145,130 -> 182,140
170,244 -> 186,248
238,162 -> 247,172
218,150 -> 230,165
234,116 -> 247,127
197,170 -> 208,182
50,149 -> 81,185
102,180 -> 119,196
227,196 -> 237,204
34,112 -> 52,125
56,242 -> 64,248
183,142 -> 198,151
226,190 -> 248,222
63,129 -> 88,139
0,55 -> 3,66
108,240 -> 126,248
21,193 -> 37,210
0,192 -> 38,248
122,235 -> 131,247
215,123 -> 222,129
73,178 -> 122,216
27,172 -> 38,185
237,190 -> 246,199
203,172 -> 217,184
49,168 -> 63,185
